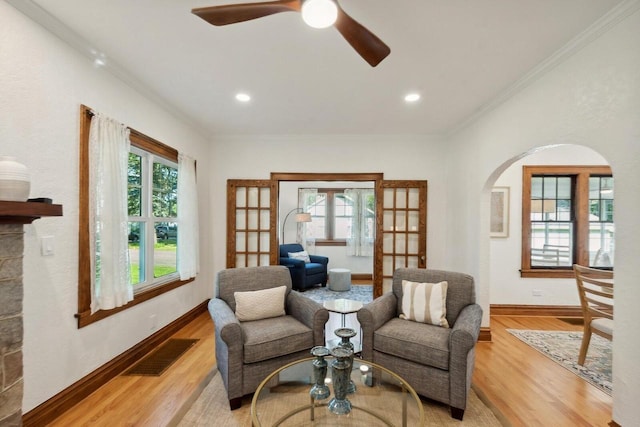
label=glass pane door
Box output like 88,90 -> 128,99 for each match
376,181 -> 427,296
227,180 -> 274,268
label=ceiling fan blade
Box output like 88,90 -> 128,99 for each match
333,4 -> 390,67
192,0 -> 301,26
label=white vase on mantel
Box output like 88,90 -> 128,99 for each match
0,156 -> 31,202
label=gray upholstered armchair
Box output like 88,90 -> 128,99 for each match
357,268 -> 482,420
208,266 -> 329,409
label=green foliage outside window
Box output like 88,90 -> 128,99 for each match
127,152 -> 178,287
152,162 -> 178,218
128,153 -> 142,216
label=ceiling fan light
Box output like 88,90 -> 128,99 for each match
301,0 -> 338,29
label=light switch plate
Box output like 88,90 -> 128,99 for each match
41,235 -> 55,256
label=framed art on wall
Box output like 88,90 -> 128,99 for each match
490,187 -> 509,238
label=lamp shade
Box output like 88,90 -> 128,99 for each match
295,212 -> 312,223
282,208 -> 312,243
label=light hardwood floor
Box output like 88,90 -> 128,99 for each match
474,315 -> 612,427
46,311 -> 216,427
48,312 -> 613,426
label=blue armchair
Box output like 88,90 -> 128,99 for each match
279,243 -> 329,291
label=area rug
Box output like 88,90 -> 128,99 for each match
173,369 -> 505,426
507,329 -> 612,395
301,284 -> 374,304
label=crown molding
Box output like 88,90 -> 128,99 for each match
5,0 -> 210,140
447,0 -> 640,137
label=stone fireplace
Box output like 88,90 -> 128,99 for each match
0,202 -> 62,426
0,224 -> 24,426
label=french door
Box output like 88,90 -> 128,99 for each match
226,176 -> 427,299
226,179 -> 277,268
375,181 -> 428,297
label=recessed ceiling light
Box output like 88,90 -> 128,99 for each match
235,93 -> 251,102
404,93 -> 421,103
92,51 -> 107,68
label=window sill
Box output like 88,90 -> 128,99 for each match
315,241 -> 346,247
520,269 -> 576,279
75,276 -> 194,328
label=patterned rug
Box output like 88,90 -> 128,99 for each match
300,284 -> 374,304
507,329 -> 612,395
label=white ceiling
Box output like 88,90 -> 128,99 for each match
16,0 -> 622,137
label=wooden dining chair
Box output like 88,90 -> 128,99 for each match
573,264 -> 614,365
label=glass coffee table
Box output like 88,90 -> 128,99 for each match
251,356 -> 425,426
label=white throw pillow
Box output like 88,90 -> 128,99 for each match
234,286 -> 287,322
288,250 -> 311,263
399,280 -> 449,328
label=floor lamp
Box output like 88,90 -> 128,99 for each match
282,208 -> 312,243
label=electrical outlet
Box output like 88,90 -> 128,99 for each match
532,289 -> 543,297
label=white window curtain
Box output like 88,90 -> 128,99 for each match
345,188 -> 374,257
177,153 -> 199,280
297,188 -> 317,254
89,112 -> 133,313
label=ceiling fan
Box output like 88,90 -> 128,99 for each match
192,0 -> 390,67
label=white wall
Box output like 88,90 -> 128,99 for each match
279,181 -> 374,275
446,6 -> 640,424
490,145 -> 608,305
0,3 -> 212,412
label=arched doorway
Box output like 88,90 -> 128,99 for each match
482,144 -> 613,333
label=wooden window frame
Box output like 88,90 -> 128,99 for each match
76,105 -> 193,328
520,165 -> 612,278
305,187 -> 374,247
310,188 -> 345,246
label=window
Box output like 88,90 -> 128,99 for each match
521,166 -> 614,278
127,148 -> 179,290
305,189 -> 343,245
77,105 -> 193,327
304,188 -> 374,246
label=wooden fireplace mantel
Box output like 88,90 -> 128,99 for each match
0,200 -> 63,224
